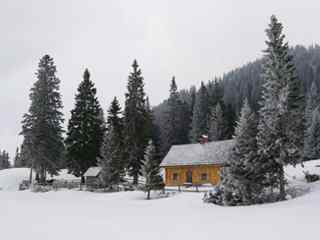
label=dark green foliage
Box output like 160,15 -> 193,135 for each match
306,110 -> 320,160
208,103 -> 224,141
161,77 -> 191,155
21,55 -> 64,183
123,60 -> 150,185
13,147 -> 21,168
220,100 -> 262,205
142,140 -> 164,199
257,15 -> 303,200
190,82 -> 210,142
100,97 -> 125,188
65,69 -> 105,183
0,150 -> 10,169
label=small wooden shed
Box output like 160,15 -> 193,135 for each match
83,166 -> 102,188
160,140 -> 234,186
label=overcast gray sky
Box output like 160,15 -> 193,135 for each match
1,0 -> 320,160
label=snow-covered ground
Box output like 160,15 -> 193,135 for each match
1,161 -> 320,240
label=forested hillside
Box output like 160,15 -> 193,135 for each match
153,45 -> 320,158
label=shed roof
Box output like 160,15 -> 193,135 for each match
160,140 -> 234,167
84,167 -> 102,177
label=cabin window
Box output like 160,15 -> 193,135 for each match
173,173 -> 179,181
201,173 -> 208,181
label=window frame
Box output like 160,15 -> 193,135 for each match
172,172 -> 179,181
201,172 -> 208,181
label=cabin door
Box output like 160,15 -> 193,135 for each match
186,170 -> 193,184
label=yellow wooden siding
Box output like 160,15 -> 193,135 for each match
164,165 -> 221,186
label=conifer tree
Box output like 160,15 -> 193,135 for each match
142,140 -> 164,199
99,97 -> 124,188
208,103 -> 224,141
21,55 -> 64,183
20,139 -> 32,168
304,81 -> 319,159
306,110 -> 320,160
220,99 -> 262,205
190,82 -> 210,142
161,77 -> 190,155
13,147 -> 21,168
123,60 -> 150,185
65,69 -> 105,183
0,150 -> 10,170
257,15 -> 302,200
223,103 -> 237,139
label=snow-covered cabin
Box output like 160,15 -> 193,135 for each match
160,139 -> 234,186
83,166 -> 102,187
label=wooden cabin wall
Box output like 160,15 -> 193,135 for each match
164,165 -> 221,186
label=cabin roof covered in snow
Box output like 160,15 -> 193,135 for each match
160,140 -> 234,167
84,167 -> 102,177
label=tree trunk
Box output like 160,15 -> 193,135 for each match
29,166 -> 33,185
80,175 -> 85,191
147,190 -> 150,200
133,174 -> 138,186
278,166 -> 286,201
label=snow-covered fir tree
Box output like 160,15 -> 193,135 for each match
19,139 -> 32,168
21,55 -> 64,183
13,147 -> 21,168
123,60 -> 150,185
220,99 -> 262,205
304,81 -> 319,159
257,15 -> 303,200
208,102 -> 224,141
99,97 -> 124,188
65,69 -> 105,184
0,150 -> 10,170
161,77 -> 190,155
190,82 -> 210,142
142,140 -> 164,200
305,110 -> 320,160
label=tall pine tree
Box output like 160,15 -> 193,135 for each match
208,102 -> 224,141
220,99 -> 262,205
123,60 -> 150,185
304,81 -> 319,159
142,140 -> 164,199
99,97 -> 124,188
257,15 -> 302,200
65,69 -> 105,183
190,82 -> 210,142
21,55 -> 64,183
306,110 -> 320,160
161,77 -> 190,155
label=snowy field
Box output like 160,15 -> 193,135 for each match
1,161 -> 320,240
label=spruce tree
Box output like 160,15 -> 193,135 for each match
142,140 -> 164,199
0,150 -> 10,170
220,99 -> 262,205
304,81 -> 319,159
223,103 -> 237,139
190,82 -> 210,142
123,60 -> 150,185
21,55 -> 64,183
99,97 -> 124,188
161,77 -> 190,155
306,110 -> 320,160
208,103 -> 224,141
257,15 -> 302,200
13,147 -> 21,168
65,69 -> 105,183
20,139 -> 32,168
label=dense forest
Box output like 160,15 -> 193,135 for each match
153,45 -> 320,158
